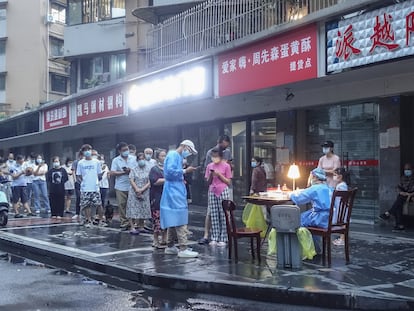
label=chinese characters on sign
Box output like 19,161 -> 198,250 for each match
297,160 -> 378,167
76,88 -> 125,124
218,24 -> 317,97
43,104 -> 70,131
327,0 -> 414,72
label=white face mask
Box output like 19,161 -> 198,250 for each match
322,147 -> 330,155
333,175 -> 338,181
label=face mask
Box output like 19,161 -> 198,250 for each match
212,157 -> 221,164
84,150 -> 92,158
138,160 -> 146,167
36,158 -> 42,164
121,150 -> 129,157
251,162 -> 257,168
404,170 -> 412,177
91,156 -> 98,160
333,175 -> 338,181
145,154 -> 152,161
182,159 -> 187,165
322,147 -> 330,155
53,162 -> 60,168
67,163 -> 73,167
158,161 -> 164,167
182,149 -> 190,159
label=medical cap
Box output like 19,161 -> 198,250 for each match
311,168 -> 327,181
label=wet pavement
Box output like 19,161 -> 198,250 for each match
0,205 -> 413,310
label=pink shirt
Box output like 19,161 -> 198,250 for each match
205,161 -> 232,197
318,154 -> 341,188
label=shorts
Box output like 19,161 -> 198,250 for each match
11,186 -> 28,204
65,189 -> 74,196
80,191 -> 101,210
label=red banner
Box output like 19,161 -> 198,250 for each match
218,24 -> 318,97
297,159 -> 379,167
43,104 -> 70,131
76,88 -> 125,124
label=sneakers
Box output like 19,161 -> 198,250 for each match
178,249 -> 199,258
26,212 -> 36,217
84,222 -> 93,228
217,241 -> 227,247
392,225 -> 405,232
129,229 -> 140,235
14,214 -> 23,218
35,210 -> 40,214
72,214 -> 79,220
164,246 -> 179,255
98,222 -> 108,227
209,240 -> 217,246
378,213 -> 390,221
198,237 -> 209,245
333,238 -> 345,246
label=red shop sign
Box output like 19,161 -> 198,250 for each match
218,24 -> 317,97
43,104 -> 70,131
76,88 -> 125,124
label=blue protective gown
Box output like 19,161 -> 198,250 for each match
160,150 -> 188,229
290,183 -> 331,229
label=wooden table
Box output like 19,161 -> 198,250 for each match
242,195 -> 294,244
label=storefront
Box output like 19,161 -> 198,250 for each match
2,1 -> 414,225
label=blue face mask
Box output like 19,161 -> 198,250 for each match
138,160 -> 146,167
182,150 -> 191,159
404,170 -> 412,177
145,154 -> 152,161
84,150 -> 92,158
251,162 -> 257,168
121,150 -> 129,157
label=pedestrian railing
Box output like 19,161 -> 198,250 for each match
146,0 -> 339,68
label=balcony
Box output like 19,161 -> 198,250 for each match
144,0 -> 341,68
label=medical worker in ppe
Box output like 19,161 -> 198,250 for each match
290,168 -> 331,229
161,140 -> 199,258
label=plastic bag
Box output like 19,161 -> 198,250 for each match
296,227 -> 317,260
242,203 -> 267,238
267,228 -> 277,255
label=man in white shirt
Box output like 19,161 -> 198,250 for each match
76,144 -> 105,228
144,147 -> 157,168
10,155 -> 35,218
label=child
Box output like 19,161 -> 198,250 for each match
205,147 -> 232,246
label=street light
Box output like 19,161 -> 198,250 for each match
287,163 -> 300,190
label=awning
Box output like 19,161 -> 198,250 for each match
132,2 -> 203,25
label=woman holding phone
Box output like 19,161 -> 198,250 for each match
205,147 -> 232,246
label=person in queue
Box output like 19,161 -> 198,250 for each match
290,168 -> 331,229
46,156 -> 68,219
126,152 -> 151,235
76,144 -> 106,227
161,140 -> 199,258
71,150 -> 83,220
332,167 -> 350,246
32,153 -> 51,214
110,142 -> 137,230
99,154 -> 110,210
250,156 -> 267,195
149,149 -> 168,248
205,147 -> 232,246
128,144 -> 137,161
144,147 -> 157,168
379,163 -> 414,231
199,135 -> 233,245
64,158 -> 75,214
318,141 -> 341,188
10,155 -> 35,218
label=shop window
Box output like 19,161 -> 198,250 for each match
79,53 -> 125,89
251,118 -> 277,188
50,37 -> 64,57
0,75 -> 5,91
67,0 -> 125,25
51,3 -> 66,24
225,121 -> 247,205
50,74 -> 68,94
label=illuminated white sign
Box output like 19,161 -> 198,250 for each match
128,66 -> 208,110
326,0 -> 414,72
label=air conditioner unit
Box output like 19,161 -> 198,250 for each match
45,14 -> 55,24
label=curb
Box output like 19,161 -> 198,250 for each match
0,232 -> 413,311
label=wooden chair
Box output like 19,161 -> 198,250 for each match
222,200 -> 262,262
307,188 -> 357,266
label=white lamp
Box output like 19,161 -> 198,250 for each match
287,163 -> 300,190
